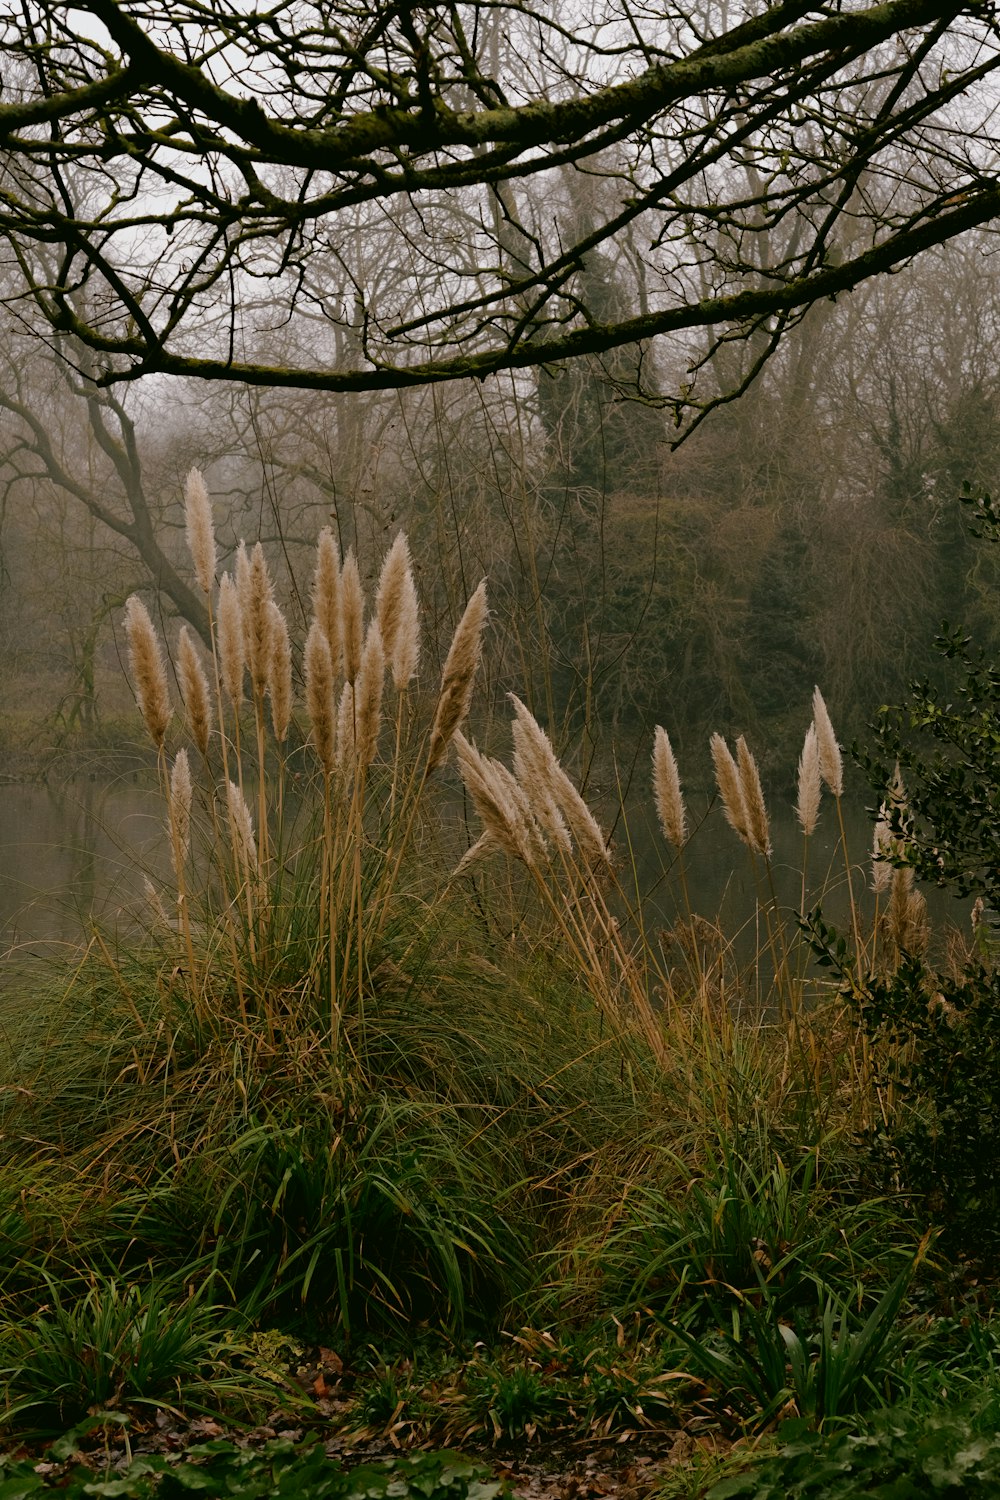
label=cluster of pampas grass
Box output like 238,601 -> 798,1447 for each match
124,470 -> 487,1056
124,471 -> 935,1078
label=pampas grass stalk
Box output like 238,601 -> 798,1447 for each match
508,694 -> 609,870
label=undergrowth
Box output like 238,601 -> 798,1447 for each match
1,470 -> 998,1497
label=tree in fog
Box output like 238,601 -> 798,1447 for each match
0,0 -> 998,434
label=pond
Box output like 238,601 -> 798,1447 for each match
0,769 -> 972,979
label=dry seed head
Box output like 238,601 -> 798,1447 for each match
267,602 -> 293,743
811,687 -> 843,797
335,681 -> 356,777
217,573 -> 245,706
710,733 -> 750,846
507,694 -> 609,867
168,748 -> 192,876
340,548 -> 365,684
426,580 -> 488,775
312,528 -> 342,675
225,779 -> 257,879
376,532 -> 408,661
356,619 -> 385,768
511,716 -> 571,852
872,803 -> 893,893
453,731 -> 536,868
124,595 -> 172,749
242,543 -> 275,700
796,723 -> 821,836
736,736 -> 771,857
184,467 -> 216,595
652,726 -> 687,849
888,863 -> 928,956
305,620 -> 337,775
489,754 -> 546,864
177,625 -> 213,758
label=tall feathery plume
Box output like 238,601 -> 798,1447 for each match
453,731 -> 536,868
124,595 -> 172,750
426,580 -> 488,775
888,863 -> 928,956
168,748 -> 192,877
507,694 -> 609,867
811,687 -> 843,796
335,681 -> 356,777
177,625 -> 213,758
217,573 -> 245,707
305,620 -> 337,774
356,620 -> 385,768
377,532 -> 421,689
340,548 -> 364,684
226,779 -> 257,883
710,733 -> 751,846
736,736 -> 771,857
511,716 -> 571,853
872,803 -> 893,893
267,601 -> 293,743
312,527 -> 342,675
652,726 -> 687,849
241,542 -> 275,701
184,467 -> 216,594
796,723 -> 821,836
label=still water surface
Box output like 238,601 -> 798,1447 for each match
0,773 -> 971,969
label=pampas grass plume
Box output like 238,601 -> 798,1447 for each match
340,548 -> 364,684
242,543 -> 275,700
872,804 -> 893,893
335,681 -> 356,776
312,528 -> 342,675
652,726 -> 687,849
177,625 -> 213,758
218,573 -> 245,707
812,686 -> 843,796
427,580 -> 488,774
508,694 -> 608,867
356,620 -> 385,767
184,468 -> 216,595
267,601 -> 293,743
125,595 -> 172,749
377,532 -> 421,690
710,732 -> 750,846
169,748 -> 192,876
796,722 -> 821,836
305,619 -> 336,774
736,736 -> 771,857
226,779 -> 257,879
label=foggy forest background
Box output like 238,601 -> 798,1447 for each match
3,224 -> 1000,783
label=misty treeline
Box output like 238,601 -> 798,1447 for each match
2,221 -> 999,775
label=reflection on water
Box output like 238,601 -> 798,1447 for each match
0,775 -> 166,953
0,773 -> 972,968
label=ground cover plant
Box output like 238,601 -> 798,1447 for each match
2,469 -> 1000,1497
